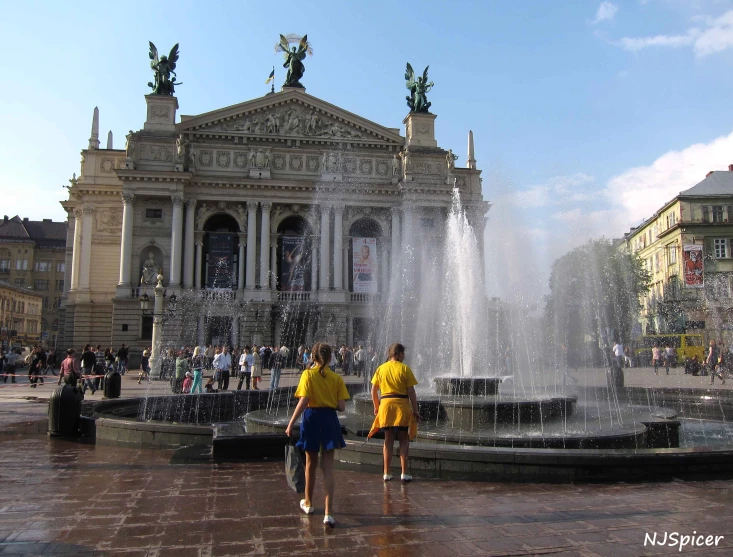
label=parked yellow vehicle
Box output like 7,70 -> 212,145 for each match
633,334 -> 705,366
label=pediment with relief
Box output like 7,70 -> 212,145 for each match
178,89 -> 404,146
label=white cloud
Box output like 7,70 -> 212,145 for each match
616,9 -> 733,57
591,2 -> 619,25
604,130 -> 733,226
503,173 -> 597,208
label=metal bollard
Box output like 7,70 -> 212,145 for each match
104,370 -> 121,399
48,384 -> 83,437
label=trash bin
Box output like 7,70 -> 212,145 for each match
104,370 -> 121,399
48,384 -> 83,437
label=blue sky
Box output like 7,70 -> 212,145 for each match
2,0 -> 733,297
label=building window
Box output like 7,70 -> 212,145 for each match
52,319 -> 58,332
34,261 -> 50,272
712,206 -> 725,223
0,259 -> 9,272
14,278 -> 24,288
55,279 -> 64,291
56,261 -> 65,273
141,316 -> 153,340
145,208 -> 163,219
34,280 -> 49,291
666,212 -> 676,229
15,259 -> 28,270
714,238 -> 728,259
667,243 -> 677,265
702,206 -> 710,222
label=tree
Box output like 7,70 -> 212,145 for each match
544,239 -> 651,368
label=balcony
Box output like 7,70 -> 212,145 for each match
277,291 -> 311,302
350,293 -> 382,303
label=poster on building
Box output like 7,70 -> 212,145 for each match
207,233 -> 234,289
683,245 -> 704,288
352,237 -> 378,293
281,236 -> 307,291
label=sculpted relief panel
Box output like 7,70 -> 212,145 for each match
139,144 -> 174,162
204,106 -> 367,140
96,208 -> 123,234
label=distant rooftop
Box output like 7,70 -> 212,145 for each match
0,216 -> 67,249
680,169 -> 733,197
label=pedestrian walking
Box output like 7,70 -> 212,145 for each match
252,345 -> 262,390
270,349 -> 283,389
59,348 -> 80,387
368,343 -> 420,482
190,347 -> 204,394
80,345 -> 97,394
214,347 -> 231,390
652,344 -> 662,375
709,340 -> 724,385
285,343 -> 349,528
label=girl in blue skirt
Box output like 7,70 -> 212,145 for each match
285,342 -> 349,528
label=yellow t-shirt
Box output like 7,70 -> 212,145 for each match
295,365 -> 350,408
371,361 -> 418,396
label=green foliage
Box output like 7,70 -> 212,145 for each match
545,239 -> 651,366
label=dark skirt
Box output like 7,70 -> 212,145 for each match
296,407 -> 346,453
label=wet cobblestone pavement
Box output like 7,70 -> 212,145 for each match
1,436 -> 733,555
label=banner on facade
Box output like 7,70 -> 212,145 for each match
281,236 -> 307,291
352,237 -> 378,293
683,245 -> 704,288
207,233 -> 235,289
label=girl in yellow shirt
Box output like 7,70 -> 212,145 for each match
285,342 -> 349,528
368,343 -> 419,482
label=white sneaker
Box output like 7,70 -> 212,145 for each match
401,474 -> 413,482
299,499 -> 314,515
383,474 -> 393,481
323,515 -> 335,527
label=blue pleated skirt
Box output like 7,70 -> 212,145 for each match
296,407 -> 346,453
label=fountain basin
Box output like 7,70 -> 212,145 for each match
433,377 -> 502,396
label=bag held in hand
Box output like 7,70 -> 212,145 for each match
284,444 -> 306,493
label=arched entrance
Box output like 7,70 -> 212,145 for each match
202,213 -> 240,290
277,215 -> 313,292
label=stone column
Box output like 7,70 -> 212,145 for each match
183,199 -> 196,289
194,233 -> 203,290
333,204 -> 344,290
270,239 -> 277,290
381,246 -> 389,294
343,244 -> 349,293
319,205 -> 330,290
237,233 -> 246,291
259,202 -> 271,289
311,243 -> 318,292
118,193 -> 134,287
245,201 -> 258,289
391,208 -> 401,279
78,207 -> 94,291
169,196 -> 184,287
70,209 -> 82,291
402,206 -> 414,252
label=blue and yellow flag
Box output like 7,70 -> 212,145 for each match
265,67 -> 274,84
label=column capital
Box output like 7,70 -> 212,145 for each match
81,206 -> 95,215
246,200 -> 259,212
73,208 -> 83,219
261,201 -> 272,211
402,205 -> 414,215
391,207 -> 401,216
333,202 -> 345,214
171,195 -> 185,207
121,193 -> 135,205
185,199 -> 197,210
195,231 -> 205,245
320,204 -> 331,216
238,232 -> 247,241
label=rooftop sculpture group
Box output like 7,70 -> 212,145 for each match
275,34 -> 312,88
148,42 -> 181,95
405,63 -> 434,113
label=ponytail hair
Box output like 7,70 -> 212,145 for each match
312,342 -> 332,377
387,343 -> 405,361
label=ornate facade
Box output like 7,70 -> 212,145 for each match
60,85 -> 488,361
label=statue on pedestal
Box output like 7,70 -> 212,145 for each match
405,63 -> 434,113
446,149 -> 457,172
275,34 -> 312,88
141,252 -> 161,285
148,42 -> 181,95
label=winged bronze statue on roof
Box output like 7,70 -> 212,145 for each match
147,42 -> 181,95
405,63 -> 434,113
275,34 -> 312,88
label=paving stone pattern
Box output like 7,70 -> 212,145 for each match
1,436 -> 733,555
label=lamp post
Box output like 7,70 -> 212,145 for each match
148,274 -> 165,379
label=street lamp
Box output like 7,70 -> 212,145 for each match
147,275 -> 165,379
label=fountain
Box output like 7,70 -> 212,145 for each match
89,184 -> 733,482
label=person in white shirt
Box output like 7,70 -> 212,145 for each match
612,342 -> 624,370
237,347 -> 254,390
213,347 -> 232,390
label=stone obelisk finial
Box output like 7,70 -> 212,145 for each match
88,106 -> 100,150
106,131 -> 113,149
467,130 -> 476,169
